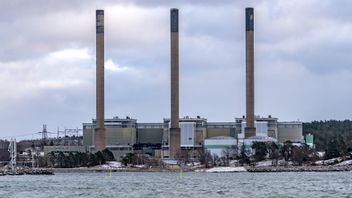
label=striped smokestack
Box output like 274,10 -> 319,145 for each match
245,8 -> 256,138
169,8 -> 180,158
94,10 -> 106,151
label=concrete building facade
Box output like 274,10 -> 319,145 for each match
83,116 -> 302,159
277,122 -> 303,143
236,116 -> 303,143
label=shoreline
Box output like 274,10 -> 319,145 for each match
246,165 -> 352,172
2,165 -> 352,175
52,165 -> 352,173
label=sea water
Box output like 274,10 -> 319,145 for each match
0,172 -> 351,197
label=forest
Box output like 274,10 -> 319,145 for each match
303,120 -> 352,158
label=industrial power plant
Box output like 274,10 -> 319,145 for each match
81,8 -> 303,159
3,3 -> 351,197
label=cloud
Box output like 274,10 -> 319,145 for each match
105,59 -> 130,73
49,48 -> 91,60
0,48 -> 93,106
1,0 -> 352,138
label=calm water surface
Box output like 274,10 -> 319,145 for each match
0,172 -> 351,197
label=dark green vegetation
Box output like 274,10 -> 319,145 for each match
47,149 -> 115,168
244,120 -> 352,166
0,140 -> 9,162
247,142 -> 317,166
303,120 -> 352,159
120,153 -> 160,167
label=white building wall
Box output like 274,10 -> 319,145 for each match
180,122 -> 195,147
240,121 -> 268,137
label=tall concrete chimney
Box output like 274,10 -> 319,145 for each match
245,8 -> 256,138
94,10 -> 106,151
169,8 -> 180,158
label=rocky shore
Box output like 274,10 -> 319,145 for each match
247,165 -> 352,172
0,167 -> 54,176
51,165 -> 352,173
2,162 -> 351,174
194,165 -> 352,173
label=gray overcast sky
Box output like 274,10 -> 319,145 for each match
1,0 -> 352,139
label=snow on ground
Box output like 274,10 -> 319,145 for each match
108,161 -> 122,168
255,160 -> 272,167
206,167 -> 247,173
99,164 -> 110,169
161,159 -> 178,165
335,160 -> 352,166
134,165 -> 146,168
229,160 -> 240,167
315,157 -> 343,165
186,162 -> 201,166
96,161 -> 123,169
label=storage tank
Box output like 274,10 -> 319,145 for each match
204,136 -> 237,157
305,133 -> 314,148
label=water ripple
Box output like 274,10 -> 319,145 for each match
0,172 -> 351,197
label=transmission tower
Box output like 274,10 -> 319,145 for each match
42,124 -> 48,141
7,138 -> 16,172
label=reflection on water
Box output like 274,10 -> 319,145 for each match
0,172 -> 351,198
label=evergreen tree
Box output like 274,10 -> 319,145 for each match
95,151 -> 106,165
102,148 -> 115,161
325,139 -> 340,159
251,142 -> 268,161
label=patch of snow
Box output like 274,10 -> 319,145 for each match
108,161 -> 122,168
206,167 -> 247,173
96,161 -> 123,169
229,160 -> 240,166
315,157 -> 343,165
335,160 -> 352,166
316,152 -> 325,158
162,159 -> 178,165
99,164 -> 110,169
135,165 -> 146,168
193,162 -> 201,166
277,160 -> 292,166
186,162 -> 201,166
314,161 -> 323,165
255,160 -> 272,167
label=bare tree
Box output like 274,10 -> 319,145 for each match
221,146 -> 237,166
197,149 -> 213,168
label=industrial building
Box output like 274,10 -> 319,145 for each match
84,7 -> 304,160
83,116 -> 302,159
277,122 -> 304,143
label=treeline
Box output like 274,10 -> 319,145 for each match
47,149 -> 115,168
199,142 -> 318,167
0,140 -> 9,162
303,120 -> 352,158
248,142 -> 317,165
